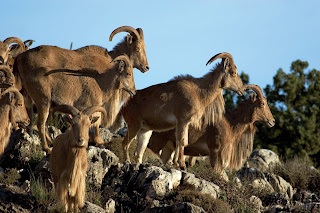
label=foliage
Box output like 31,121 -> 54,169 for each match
0,168 -> 21,185
272,156 -> 320,194
255,60 -> 320,161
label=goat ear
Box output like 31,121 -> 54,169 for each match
249,93 -> 256,102
126,34 -> 133,45
223,58 -> 229,71
24,40 -> 34,49
90,116 -> 100,124
118,61 -> 125,72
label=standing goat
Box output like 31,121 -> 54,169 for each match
14,52 -> 135,153
121,52 -> 245,169
149,84 -> 275,173
13,26 -> 148,152
50,105 -> 106,213
0,86 -> 29,158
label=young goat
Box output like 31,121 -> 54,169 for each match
121,52 -> 245,169
50,105 -> 106,213
149,84 -> 275,173
0,86 -> 29,158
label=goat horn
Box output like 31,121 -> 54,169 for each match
245,84 -> 264,98
113,54 -> 131,70
83,106 -> 107,118
0,86 -> 23,100
3,37 -> 25,52
109,26 -> 140,42
0,65 -> 15,84
52,105 -> 80,117
206,52 -> 235,66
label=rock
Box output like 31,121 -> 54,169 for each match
47,126 -> 61,141
249,196 -> 264,212
266,173 -> 294,199
247,149 -> 280,172
105,198 -> 116,213
82,201 -> 105,213
86,146 -> 119,189
181,172 -> 220,199
173,202 -> 206,213
99,128 -> 114,143
135,166 -> 182,199
251,178 -> 274,193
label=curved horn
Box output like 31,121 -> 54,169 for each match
109,26 -> 140,42
206,52 -> 235,66
52,105 -> 80,117
3,37 -> 25,52
83,106 -> 107,118
245,84 -> 264,99
112,54 -> 131,70
0,86 -> 23,100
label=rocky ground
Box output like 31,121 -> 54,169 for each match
0,127 -> 319,213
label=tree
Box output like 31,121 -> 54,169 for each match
255,60 -> 320,162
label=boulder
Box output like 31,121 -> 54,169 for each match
246,149 -> 280,172
82,201 -> 105,213
173,202 -> 206,213
266,173 -> 294,199
181,172 -> 220,199
86,146 -> 119,189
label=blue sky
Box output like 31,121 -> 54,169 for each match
2,1 -> 320,90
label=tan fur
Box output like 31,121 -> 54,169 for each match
0,87 -> 29,158
148,85 -> 275,173
50,105 -> 106,213
13,26 -> 148,153
121,53 -> 245,168
14,49 -> 135,153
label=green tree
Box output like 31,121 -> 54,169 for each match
224,72 -> 250,109
255,60 -> 320,162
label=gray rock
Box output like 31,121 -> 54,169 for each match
86,146 -> 119,189
181,172 -> 220,199
266,173 -> 294,199
99,128 -> 114,143
105,199 -> 115,213
247,149 -> 280,172
135,166 -> 182,199
82,201 -> 105,213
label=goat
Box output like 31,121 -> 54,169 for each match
50,104 -> 106,213
7,39 -> 35,69
0,65 -> 15,87
14,52 -> 135,153
121,52 -> 245,169
0,37 -> 25,65
0,86 -> 29,158
149,84 -> 275,173
13,26 -> 148,151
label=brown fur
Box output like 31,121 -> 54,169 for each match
13,26 -> 148,153
148,85 -> 275,173
121,53 -> 245,168
14,48 -> 135,153
0,37 -> 25,66
0,87 -> 29,158
50,105 -> 105,213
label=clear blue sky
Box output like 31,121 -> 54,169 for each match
2,1 -> 320,90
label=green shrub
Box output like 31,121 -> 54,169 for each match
0,168 -> 21,185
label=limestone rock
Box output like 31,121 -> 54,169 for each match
247,149 -> 280,172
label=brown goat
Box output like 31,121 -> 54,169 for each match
149,84 -> 275,173
50,105 -> 106,213
0,65 -> 15,87
0,86 -> 29,158
0,37 -> 25,65
121,52 -> 245,169
14,52 -> 135,153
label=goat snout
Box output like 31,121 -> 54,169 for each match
77,138 -> 85,146
236,88 -> 245,96
267,119 -> 275,127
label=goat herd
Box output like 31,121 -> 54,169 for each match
0,26 -> 275,212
